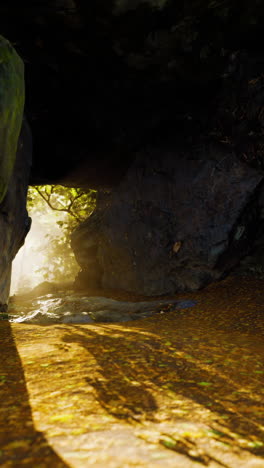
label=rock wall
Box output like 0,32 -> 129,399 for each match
72,145 -> 263,295
0,120 -> 32,309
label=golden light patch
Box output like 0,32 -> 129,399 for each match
172,241 -> 182,253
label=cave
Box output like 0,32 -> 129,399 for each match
1,2 -> 264,465
2,0 -> 264,304
1,0 -> 264,316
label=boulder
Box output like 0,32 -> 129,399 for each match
0,119 -> 32,310
0,36 -> 30,310
72,145 -> 263,295
0,36 -> 25,203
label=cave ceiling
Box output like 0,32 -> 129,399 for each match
1,1 -> 264,188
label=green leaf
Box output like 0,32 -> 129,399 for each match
208,429 -> 226,437
247,441 -> 264,448
198,381 -> 212,387
160,439 -> 177,449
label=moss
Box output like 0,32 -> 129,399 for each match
0,36 -> 25,204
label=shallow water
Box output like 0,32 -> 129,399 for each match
7,293 -> 197,324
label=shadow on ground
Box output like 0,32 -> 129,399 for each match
7,275 -> 264,466
61,304 -> 264,463
0,320 -> 68,467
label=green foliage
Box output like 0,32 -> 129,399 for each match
28,185 -> 96,223
27,185 -> 96,283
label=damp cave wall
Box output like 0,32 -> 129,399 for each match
2,1 -> 264,296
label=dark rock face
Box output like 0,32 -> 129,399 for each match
0,120 -> 32,309
72,146 -> 263,295
232,184 -> 264,278
1,2 -> 264,187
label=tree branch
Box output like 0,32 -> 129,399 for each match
33,186 -> 83,222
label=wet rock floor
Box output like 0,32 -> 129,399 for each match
1,275 -> 264,467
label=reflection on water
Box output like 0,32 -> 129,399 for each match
8,291 -> 196,324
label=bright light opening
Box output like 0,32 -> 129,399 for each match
11,185 -> 96,295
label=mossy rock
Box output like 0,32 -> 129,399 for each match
0,36 -> 24,204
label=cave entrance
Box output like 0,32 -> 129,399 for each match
11,185 -> 96,295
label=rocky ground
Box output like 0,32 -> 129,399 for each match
0,275 -> 264,467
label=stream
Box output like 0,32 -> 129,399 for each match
7,288 -> 196,324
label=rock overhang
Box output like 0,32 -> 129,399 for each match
0,1 -> 263,187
